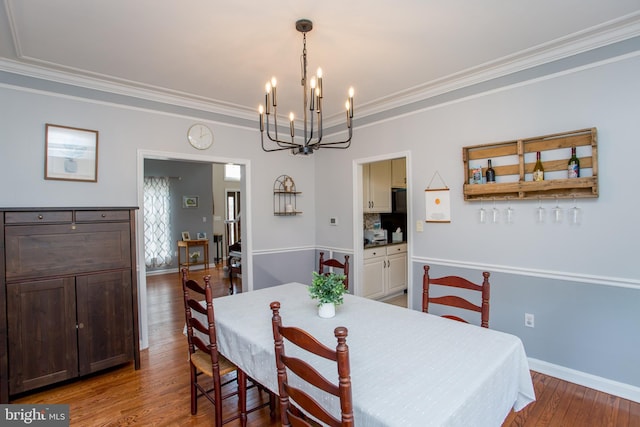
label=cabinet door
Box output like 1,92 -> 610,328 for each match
363,164 -> 372,212
7,278 -> 78,394
387,252 -> 408,295
391,158 -> 407,188
363,256 -> 386,299
76,271 -> 133,375
369,161 -> 392,213
5,222 -> 131,281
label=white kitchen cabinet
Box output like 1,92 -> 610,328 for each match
386,244 -> 408,295
391,158 -> 407,188
362,244 -> 407,299
363,161 -> 392,213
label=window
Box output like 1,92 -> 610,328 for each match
224,163 -> 241,181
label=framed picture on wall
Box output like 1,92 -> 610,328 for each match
425,188 -> 451,223
45,123 -> 99,182
183,196 -> 199,208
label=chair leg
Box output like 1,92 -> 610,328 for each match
189,365 -> 198,415
269,390 -> 277,420
238,370 -> 247,427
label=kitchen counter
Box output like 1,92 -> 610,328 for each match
364,241 -> 406,249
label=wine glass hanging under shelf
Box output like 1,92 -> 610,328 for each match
273,175 -> 302,216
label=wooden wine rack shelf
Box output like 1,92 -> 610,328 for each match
462,128 -> 598,201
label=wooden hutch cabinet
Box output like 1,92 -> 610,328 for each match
0,207 -> 140,402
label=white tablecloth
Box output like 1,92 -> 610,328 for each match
203,283 -> 535,426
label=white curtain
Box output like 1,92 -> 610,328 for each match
143,177 -> 173,267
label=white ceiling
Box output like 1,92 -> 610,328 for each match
1,1 -> 639,122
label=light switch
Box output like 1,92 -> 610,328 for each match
202,217 -> 207,223
416,220 -> 424,232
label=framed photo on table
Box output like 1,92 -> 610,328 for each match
181,231 -> 191,241
45,124 -> 98,182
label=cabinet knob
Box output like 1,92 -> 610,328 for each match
101,213 -> 107,218
37,214 -> 44,220
77,323 -> 84,329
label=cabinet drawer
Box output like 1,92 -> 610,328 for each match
386,244 -> 407,255
364,247 -> 385,260
5,211 -> 72,224
75,210 -> 130,222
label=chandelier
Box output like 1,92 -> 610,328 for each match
259,19 -> 354,155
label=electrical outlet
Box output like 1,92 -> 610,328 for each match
525,313 -> 535,328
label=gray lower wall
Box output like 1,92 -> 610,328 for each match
411,261 -> 640,388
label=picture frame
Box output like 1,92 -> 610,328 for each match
196,232 -> 207,240
45,123 -> 99,182
425,188 -> 451,223
182,195 -> 199,208
181,231 -> 191,241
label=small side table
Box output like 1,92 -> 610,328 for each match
213,234 -> 223,264
177,239 -> 209,272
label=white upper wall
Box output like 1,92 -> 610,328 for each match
314,54 -> 640,282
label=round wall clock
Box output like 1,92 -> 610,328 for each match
187,124 -> 214,150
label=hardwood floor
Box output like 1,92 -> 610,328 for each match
13,265 -> 640,426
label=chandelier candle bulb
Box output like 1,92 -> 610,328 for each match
258,105 -> 264,132
317,68 -> 323,97
349,87 -> 355,117
270,77 -> 277,106
289,113 -> 295,137
310,78 -> 316,111
265,83 -> 271,114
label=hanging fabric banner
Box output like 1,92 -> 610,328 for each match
425,170 -> 451,223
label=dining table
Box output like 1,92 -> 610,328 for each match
204,282 -> 536,426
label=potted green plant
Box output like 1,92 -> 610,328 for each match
309,271 -> 347,318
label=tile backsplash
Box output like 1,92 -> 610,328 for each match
364,213 -> 381,230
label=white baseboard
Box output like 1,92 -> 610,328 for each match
528,358 -> 640,403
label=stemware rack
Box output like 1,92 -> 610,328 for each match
462,128 -> 598,201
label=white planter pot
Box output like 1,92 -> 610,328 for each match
318,303 -> 336,318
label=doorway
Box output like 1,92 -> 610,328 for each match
355,152 -> 412,308
136,150 -> 252,350
226,190 -> 241,246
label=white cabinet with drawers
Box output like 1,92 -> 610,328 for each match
362,243 -> 407,299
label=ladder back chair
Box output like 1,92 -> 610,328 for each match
182,269 -> 274,425
270,301 -> 354,427
318,252 -> 350,291
422,265 -> 491,328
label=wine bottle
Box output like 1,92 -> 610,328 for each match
568,146 -> 580,178
485,159 -> 496,183
533,151 -> 544,181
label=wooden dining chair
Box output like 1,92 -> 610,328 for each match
318,252 -> 350,291
422,265 -> 491,328
270,301 -> 354,427
182,269 -> 275,425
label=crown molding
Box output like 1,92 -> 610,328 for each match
355,11 -> 640,119
1,11 -> 639,125
0,57 -> 258,121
